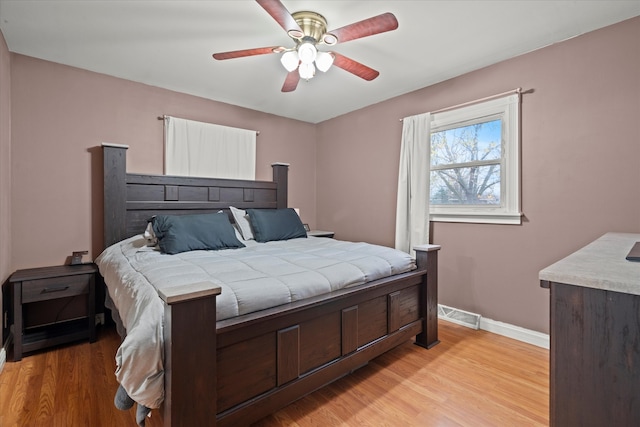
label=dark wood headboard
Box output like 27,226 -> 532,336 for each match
103,143 -> 289,248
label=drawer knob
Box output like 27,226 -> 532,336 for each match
41,286 -> 70,294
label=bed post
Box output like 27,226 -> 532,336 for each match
158,283 -> 221,427
413,244 -> 441,349
272,163 -> 289,209
103,143 -> 129,248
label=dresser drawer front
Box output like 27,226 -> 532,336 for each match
22,275 -> 90,303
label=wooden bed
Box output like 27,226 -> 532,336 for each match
101,143 -> 441,426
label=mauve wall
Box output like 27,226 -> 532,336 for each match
316,17 -> 640,333
0,30 -> 11,339
6,18 -> 640,335
10,55 -> 316,270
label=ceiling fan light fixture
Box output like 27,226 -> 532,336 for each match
322,33 -> 338,45
297,42 -> 317,64
280,50 -> 299,72
287,29 -> 304,39
298,62 -> 316,80
315,51 -> 334,72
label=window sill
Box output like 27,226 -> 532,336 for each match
430,211 -> 522,225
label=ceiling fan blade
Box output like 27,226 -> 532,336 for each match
256,0 -> 303,34
332,52 -> 380,81
281,70 -> 300,92
328,12 -> 398,44
212,46 -> 280,60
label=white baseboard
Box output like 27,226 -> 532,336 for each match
479,317 -> 549,349
0,347 -> 6,374
1,332 -> 13,374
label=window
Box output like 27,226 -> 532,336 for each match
429,94 -> 521,224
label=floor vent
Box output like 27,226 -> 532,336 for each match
438,304 -> 481,330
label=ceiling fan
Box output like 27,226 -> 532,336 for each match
212,0 -> 399,92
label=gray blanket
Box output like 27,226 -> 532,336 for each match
96,235 -> 415,409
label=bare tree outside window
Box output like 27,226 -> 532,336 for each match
430,119 -> 502,205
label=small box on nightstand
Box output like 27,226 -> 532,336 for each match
9,263 -> 97,361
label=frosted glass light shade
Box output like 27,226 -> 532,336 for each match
280,51 -> 299,72
297,42 -> 317,64
315,51 -> 334,72
298,62 -> 315,80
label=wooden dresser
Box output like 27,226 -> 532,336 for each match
539,232 -> 640,426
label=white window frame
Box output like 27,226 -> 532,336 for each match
429,94 -> 521,225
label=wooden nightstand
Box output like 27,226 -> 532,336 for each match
308,230 -> 335,238
10,264 -> 97,361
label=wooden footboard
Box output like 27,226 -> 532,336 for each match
155,246 -> 439,427
213,245 -> 439,426
101,144 -> 440,426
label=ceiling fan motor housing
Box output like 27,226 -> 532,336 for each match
289,11 -> 332,44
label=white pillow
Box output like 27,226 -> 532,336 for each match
218,210 -> 244,241
143,221 -> 158,246
230,206 -> 254,240
232,223 -> 244,242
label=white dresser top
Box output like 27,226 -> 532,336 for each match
539,232 -> 640,295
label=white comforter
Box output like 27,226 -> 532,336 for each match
96,235 -> 415,409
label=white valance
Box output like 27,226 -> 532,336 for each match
164,116 -> 256,180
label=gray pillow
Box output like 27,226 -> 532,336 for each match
247,208 -> 307,243
152,213 -> 245,254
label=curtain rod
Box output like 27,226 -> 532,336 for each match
399,87 -> 528,121
157,115 -> 260,135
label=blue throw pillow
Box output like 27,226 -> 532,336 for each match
246,208 -> 307,243
152,213 -> 245,254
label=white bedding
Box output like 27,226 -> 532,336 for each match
96,235 -> 416,409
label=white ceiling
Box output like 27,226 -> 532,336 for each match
1,1 -> 638,123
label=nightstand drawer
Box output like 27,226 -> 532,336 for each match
22,275 -> 90,303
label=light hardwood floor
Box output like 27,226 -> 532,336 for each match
0,321 -> 549,426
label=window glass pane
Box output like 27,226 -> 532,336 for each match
431,119 -> 501,167
430,164 -> 501,205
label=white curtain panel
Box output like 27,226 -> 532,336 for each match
395,112 -> 431,255
164,116 -> 256,180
